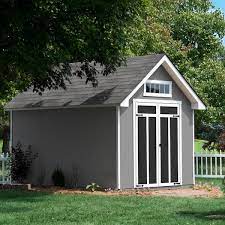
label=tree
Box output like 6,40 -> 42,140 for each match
0,0 -> 148,135
126,0 -> 225,137
0,0 -> 147,98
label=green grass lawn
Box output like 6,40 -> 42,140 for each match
0,190 -> 225,225
195,139 -> 207,153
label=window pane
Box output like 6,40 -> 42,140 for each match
165,84 -> 170,94
155,84 -> 160,93
138,106 -> 156,114
145,81 -> 171,95
160,84 -> 165,93
150,84 -> 155,93
160,107 -> 177,114
146,83 -> 151,92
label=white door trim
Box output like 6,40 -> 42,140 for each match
133,99 -> 182,188
116,106 -> 121,189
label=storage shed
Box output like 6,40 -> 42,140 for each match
5,54 -> 206,189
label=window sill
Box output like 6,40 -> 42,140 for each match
143,93 -> 172,98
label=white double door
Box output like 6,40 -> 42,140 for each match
135,101 -> 181,187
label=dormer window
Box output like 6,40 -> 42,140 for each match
144,80 -> 172,97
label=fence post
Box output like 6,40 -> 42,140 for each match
210,156 -> 213,175
201,149 -> 203,176
215,155 -> 217,176
2,159 -> 5,184
206,149 -> 208,175
196,156 -> 198,175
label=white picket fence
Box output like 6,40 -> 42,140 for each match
0,154 -> 11,184
195,151 -> 225,178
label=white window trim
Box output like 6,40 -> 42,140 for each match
144,80 -> 172,97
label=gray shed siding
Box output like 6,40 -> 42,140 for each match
12,107 -> 117,188
120,66 -> 194,188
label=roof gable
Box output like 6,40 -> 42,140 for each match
120,55 -> 206,110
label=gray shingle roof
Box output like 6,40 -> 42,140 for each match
5,54 -> 164,110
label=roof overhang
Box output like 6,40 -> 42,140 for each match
120,55 -> 206,110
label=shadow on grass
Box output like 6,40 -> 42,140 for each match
0,190 -> 51,203
179,210 -> 225,221
0,206 -> 31,214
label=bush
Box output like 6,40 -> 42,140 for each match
197,122 -> 225,151
52,168 -> 65,187
11,142 -> 38,183
86,183 -> 100,192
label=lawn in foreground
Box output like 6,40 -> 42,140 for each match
0,191 -> 225,225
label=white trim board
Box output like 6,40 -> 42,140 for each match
192,110 -> 195,185
116,106 -> 121,189
5,104 -> 118,112
120,55 -> 206,110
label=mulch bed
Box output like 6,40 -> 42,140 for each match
0,184 -> 223,198
30,185 -> 223,198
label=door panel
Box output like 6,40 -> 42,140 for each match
160,117 -> 169,183
149,117 -> 157,184
138,117 -> 147,184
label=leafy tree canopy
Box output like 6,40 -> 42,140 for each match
126,0 -> 225,135
0,0 -> 146,99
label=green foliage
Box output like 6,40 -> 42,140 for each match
127,0 -> 225,134
86,183 -> 101,192
11,142 -> 38,183
52,168 -> 65,187
0,0 -> 147,97
0,0 -> 147,128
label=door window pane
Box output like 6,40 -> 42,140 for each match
138,106 -> 156,114
160,107 -> 177,114
138,117 -> 147,184
161,118 -> 169,183
149,117 -> 157,184
170,118 -> 178,182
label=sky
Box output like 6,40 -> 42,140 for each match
212,0 -> 225,45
